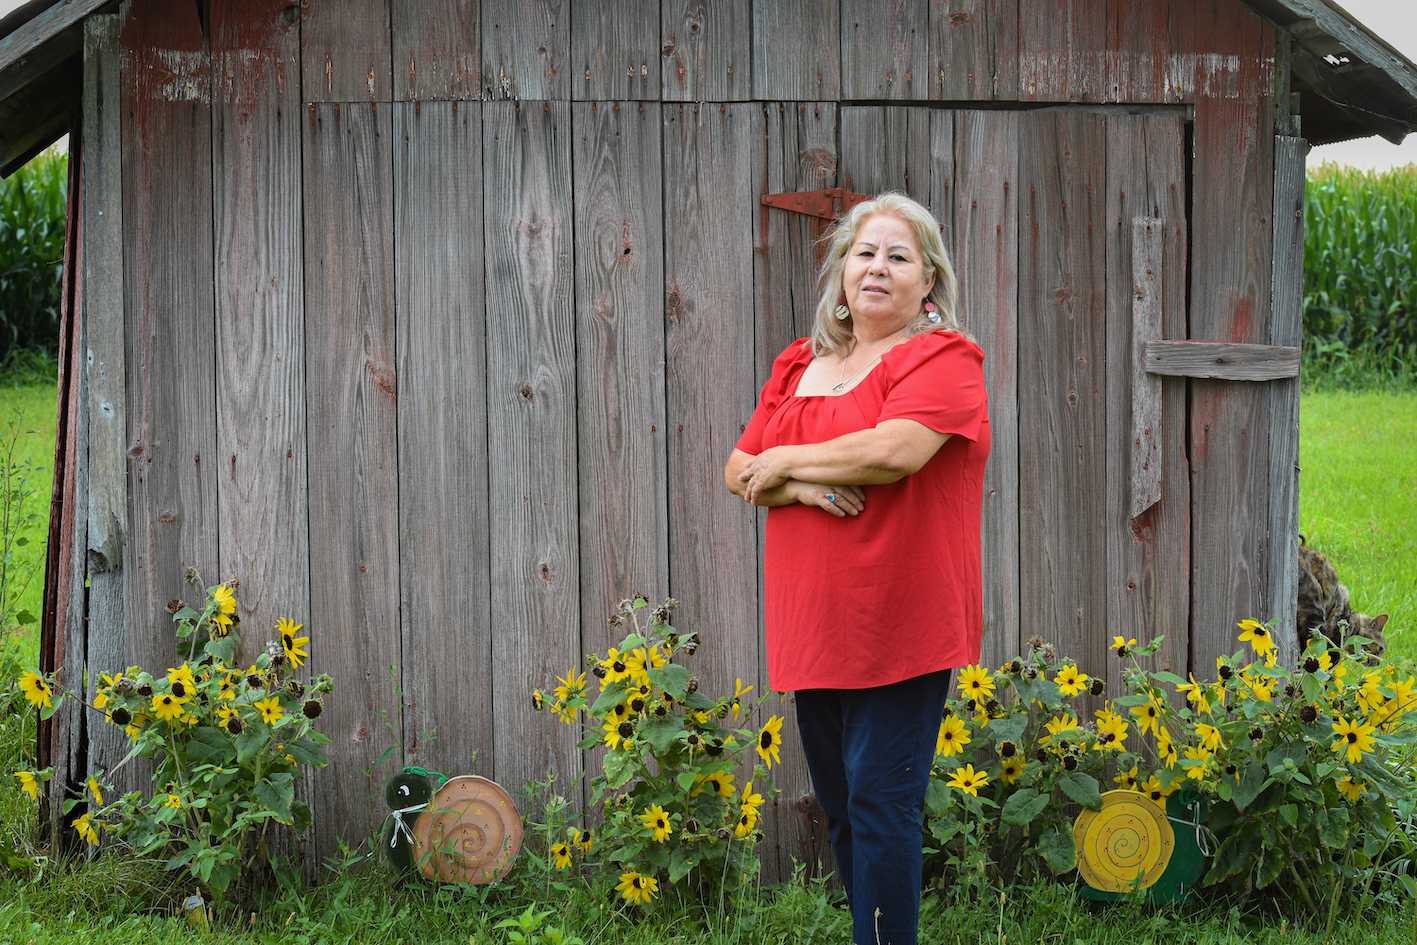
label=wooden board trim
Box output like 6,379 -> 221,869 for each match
1144,341 -> 1298,380
1129,217 -> 1163,519
0,0 -> 107,72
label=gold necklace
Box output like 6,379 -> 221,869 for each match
832,327 -> 909,392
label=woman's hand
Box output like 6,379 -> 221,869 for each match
790,481 -> 865,517
737,446 -> 796,505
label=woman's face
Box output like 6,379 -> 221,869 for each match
842,213 -> 935,334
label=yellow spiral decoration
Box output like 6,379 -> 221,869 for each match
1073,790 -> 1175,894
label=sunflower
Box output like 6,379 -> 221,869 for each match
1155,729 -> 1178,767
1142,774 -> 1176,803
616,870 -> 659,905
706,771 -> 736,798
1355,672 -> 1386,716
125,712 -> 150,739
218,671 -> 239,701
947,763 -> 989,797
756,715 -> 784,767
1112,636 -> 1137,658
734,808 -> 757,838
167,663 -> 197,694
18,671 -> 53,710
87,775 -> 104,807
1183,746 -> 1214,781
599,648 -> 631,685
999,757 -> 1025,785
740,780 -> 765,815
1054,664 -> 1089,698
151,693 -> 188,722
94,672 -> 123,709
572,829 -> 593,854
1176,674 -> 1212,714
1237,619 -> 1276,658
1335,777 -> 1364,803
1040,714 -> 1078,748
640,804 -> 673,843
1195,723 -> 1223,752
72,811 -> 98,847
14,771 -> 39,801
623,647 -> 665,685
211,583 -> 237,635
279,619 -> 309,669
550,842 -> 573,869
1095,714 -> 1128,751
731,677 -> 754,721
1331,717 -> 1377,764
1130,694 -> 1165,738
1239,670 -> 1274,703
956,664 -> 996,701
164,793 -> 182,808
255,695 -> 285,725
553,668 -> 586,705
936,716 -> 970,757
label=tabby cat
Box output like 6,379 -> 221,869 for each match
1297,540 -> 1389,657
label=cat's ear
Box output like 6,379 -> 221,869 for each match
1373,613 -> 1389,632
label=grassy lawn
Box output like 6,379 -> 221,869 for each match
0,382 -> 54,667
0,382 -> 1413,942
1299,390 -> 1417,662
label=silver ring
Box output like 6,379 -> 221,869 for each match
826,493 -> 837,502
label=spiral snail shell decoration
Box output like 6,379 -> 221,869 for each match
411,775 -> 523,884
1073,790 -> 1175,894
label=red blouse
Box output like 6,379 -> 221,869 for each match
736,330 -> 991,691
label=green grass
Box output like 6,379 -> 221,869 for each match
1,382 -> 55,668
1299,390 -> 1417,663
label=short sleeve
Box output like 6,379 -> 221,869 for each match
736,339 -> 812,455
876,331 -> 988,440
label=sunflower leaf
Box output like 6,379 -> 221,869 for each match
603,749 -> 635,790
638,717 -> 680,754
235,725 -> 265,765
987,713 -> 1027,744
1058,771 -> 1102,810
589,682 -> 631,716
647,664 -> 690,701
1231,762 -> 1269,811
1000,788 -> 1050,827
1037,829 -> 1075,873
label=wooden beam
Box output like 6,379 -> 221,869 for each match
0,0 -> 108,73
0,22 -> 77,103
1144,341 -> 1299,380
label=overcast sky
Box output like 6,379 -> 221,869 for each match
3,0 -> 1414,169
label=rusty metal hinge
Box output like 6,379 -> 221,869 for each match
760,187 -> 870,220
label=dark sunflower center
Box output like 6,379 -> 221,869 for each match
283,633 -> 294,648
1348,732 -> 1359,743
760,731 -> 772,749
633,877 -> 643,889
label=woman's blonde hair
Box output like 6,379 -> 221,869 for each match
810,192 -> 963,357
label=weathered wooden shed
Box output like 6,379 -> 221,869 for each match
3,0 -> 1417,879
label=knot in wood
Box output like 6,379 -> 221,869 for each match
950,11 -> 971,26
519,384 -> 534,401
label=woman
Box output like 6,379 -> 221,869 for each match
724,192 -> 989,945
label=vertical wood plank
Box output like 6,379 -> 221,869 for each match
932,0 -> 1019,100
952,109 -> 1019,671
755,100 -> 836,884
483,101 -> 582,798
81,13 -> 132,786
840,106 -> 932,206
1017,109 -> 1108,679
47,109 -> 88,841
394,101 -> 493,778
841,0 -> 929,99
211,0 -> 310,698
929,110 -> 956,254
392,0 -> 481,101
752,0 -> 840,101
571,2 -> 659,101
1103,114 -> 1189,703
1188,7 -> 1275,669
662,0 -> 752,101
483,0 -> 569,100
663,99 -> 761,773
574,101 -> 667,659
1018,0 -> 1107,102
1108,0 -> 1187,103
301,0 -> 391,102
1268,134 -> 1306,662
1128,220 -> 1163,519
120,0 -> 218,744
302,101 -> 401,855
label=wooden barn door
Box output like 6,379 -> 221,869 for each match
836,105 -> 1191,700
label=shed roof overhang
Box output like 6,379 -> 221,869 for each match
0,0 -> 1415,173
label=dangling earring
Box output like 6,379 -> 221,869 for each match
834,294 -> 850,321
924,301 -> 941,324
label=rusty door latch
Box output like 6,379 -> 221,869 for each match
760,186 -> 870,220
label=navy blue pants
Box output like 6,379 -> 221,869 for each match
795,669 -> 952,945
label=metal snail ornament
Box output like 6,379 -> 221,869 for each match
1073,787 -> 1212,904
381,767 -> 524,884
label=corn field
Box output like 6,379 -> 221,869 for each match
1304,162 -> 1417,385
0,149 -> 66,365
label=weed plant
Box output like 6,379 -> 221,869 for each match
0,147 -> 66,360
1304,163 -> 1417,390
